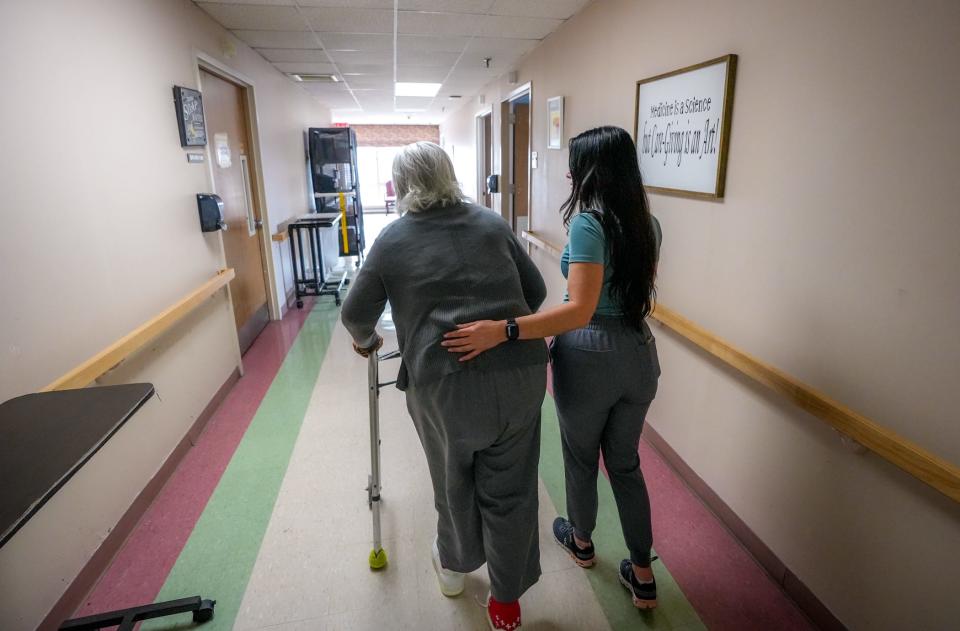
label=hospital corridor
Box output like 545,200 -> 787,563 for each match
1,2 -> 959,631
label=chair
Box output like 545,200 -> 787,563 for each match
384,180 -> 397,214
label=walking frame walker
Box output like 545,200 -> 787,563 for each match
367,348 -> 400,569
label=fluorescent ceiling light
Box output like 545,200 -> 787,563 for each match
395,82 -> 441,97
288,73 -> 339,83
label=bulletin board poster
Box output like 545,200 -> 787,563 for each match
634,55 -> 737,199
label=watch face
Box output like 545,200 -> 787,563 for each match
507,322 -> 519,340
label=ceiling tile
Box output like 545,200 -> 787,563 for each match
437,78 -> 489,92
489,0 -> 591,19
337,63 -> 394,75
297,0 -> 393,7
327,50 -> 393,65
317,96 -> 361,109
397,34 -> 469,53
231,30 -> 319,48
200,0 -> 294,5
299,81 -> 350,95
197,0 -> 577,120
465,36 -> 538,58
476,14 -> 562,38
357,97 -> 397,108
399,0 -> 495,12
272,61 -> 338,74
318,33 -> 394,51
300,7 -> 394,33
342,75 -> 394,89
396,66 -> 448,82
395,96 -> 434,111
195,3 -> 307,30
396,49 -> 461,67
398,11 -> 561,38
398,11 -> 477,36
353,88 -> 394,97
256,48 -> 327,63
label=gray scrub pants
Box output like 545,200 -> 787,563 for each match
405,363 -> 546,602
550,316 -> 660,566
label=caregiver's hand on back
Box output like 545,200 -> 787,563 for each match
442,320 -> 507,362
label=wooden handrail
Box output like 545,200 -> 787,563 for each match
520,230 -> 960,503
42,269 -> 236,392
521,230 -> 564,257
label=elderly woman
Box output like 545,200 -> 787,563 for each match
341,142 -> 547,631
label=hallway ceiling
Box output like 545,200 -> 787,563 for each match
194,0 -> 592,124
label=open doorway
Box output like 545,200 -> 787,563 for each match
500,85 -> 531,236
476,111 -> 493,208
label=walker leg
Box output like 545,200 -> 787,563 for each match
367,353 -> 387,570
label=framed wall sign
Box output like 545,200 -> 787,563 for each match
173,85 -> 207,147
633,54 -> 737,199
547,96 -> 564,149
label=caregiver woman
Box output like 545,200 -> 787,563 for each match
443,126 -> 663,609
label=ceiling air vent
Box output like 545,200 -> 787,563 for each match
288,73 -> 339,83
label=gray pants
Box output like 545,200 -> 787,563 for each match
405,364 -> 546,602
550,316 -> 660,566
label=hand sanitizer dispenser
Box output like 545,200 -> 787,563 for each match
197,194 -> 226,232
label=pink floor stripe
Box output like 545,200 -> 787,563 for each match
547,366 -> 810,630
76,300 -> 316,616
640,439 -> 812,630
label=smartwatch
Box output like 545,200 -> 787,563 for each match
505,318 -> 520,341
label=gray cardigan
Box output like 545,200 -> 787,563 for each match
342,201 -> 548,390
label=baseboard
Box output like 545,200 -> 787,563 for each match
281,285 -> 297,318
39,367 -> 241,630
642,424 -> 846,631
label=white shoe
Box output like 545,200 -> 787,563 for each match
432,537 -> 465,597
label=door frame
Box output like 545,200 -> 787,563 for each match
474,105 -> 493,206
194,51 -> 281,327
499,82 -> 532,234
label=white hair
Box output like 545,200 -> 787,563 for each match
392,141 -> 464,213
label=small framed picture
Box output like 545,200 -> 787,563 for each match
547,96 -> 564,149
173,85 -> 207,147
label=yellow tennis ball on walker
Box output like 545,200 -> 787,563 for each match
369,548 -> 388,569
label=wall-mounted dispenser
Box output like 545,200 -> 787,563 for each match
197,194 -> 226,232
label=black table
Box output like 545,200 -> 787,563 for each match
0,384 -> 215,630
288,213 -> 350,307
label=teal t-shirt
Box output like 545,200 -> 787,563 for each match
560,211 -> 661,317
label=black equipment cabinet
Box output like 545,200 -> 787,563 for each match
307,127 -> 365,260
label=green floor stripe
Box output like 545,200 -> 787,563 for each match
539,395 -> 706,631
143,301 -> 340,630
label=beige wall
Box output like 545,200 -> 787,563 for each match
441,1 -> 960,628
0,1 -> 328,627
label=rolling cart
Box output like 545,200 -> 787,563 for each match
288,212 -> 349,308
367,348 -> 400,569
307,127 -> 366,261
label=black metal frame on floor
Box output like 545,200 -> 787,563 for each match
59,596 -> 215,631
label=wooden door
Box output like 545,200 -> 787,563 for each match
200,68 -> 268,353
512,102 -> 530,235
478,113 -> 493,208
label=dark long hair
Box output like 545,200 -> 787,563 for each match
560,126 -> 657,328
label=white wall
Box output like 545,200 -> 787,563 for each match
0,1 -> 329,628
441,1 -> 960,629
